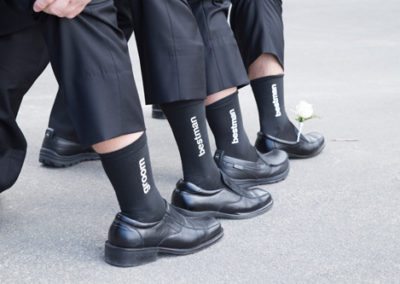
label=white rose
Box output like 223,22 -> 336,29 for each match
295,101 -> 314,121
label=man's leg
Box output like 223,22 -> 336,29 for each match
187,0 -> 289,187
36,0 -> 272,219
231,0 -> 325,158
129,0 -> 272,219
38,0 -> 139,168
45,0 -> 224,266
0,23 -> 49,193
187,0 -> 254,159
1,1 -> 222,267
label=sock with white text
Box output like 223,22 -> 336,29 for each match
206,92 -> 258,161
161,100 -> 224,190
100,133 -> 166,222
251,75 -> 298,141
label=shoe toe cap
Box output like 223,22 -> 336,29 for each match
188,216 -> 223,243
247,187 -> 272,199
244,188 -> 273,212
193,216 -> 222,231
304,132 -> 325,153
205,219 -> 224,239
306,132 -> 325,143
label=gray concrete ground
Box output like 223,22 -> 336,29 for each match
1,0 -> 400,283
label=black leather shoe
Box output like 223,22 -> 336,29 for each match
105,202 -> 223,267
152,104 -> 166,119
171,173 -> 273,220
255,132 -> 325,159
39,128 -> 99,168
214,149 -> 289,187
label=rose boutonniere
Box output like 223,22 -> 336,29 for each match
295,101 -> 316,142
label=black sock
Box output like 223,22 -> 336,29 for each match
251,75 -> 298,141
161,100 -> 224,190
100,133 -> 166,222
206,92 -> 258,161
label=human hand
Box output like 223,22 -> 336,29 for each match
33,0 -> 91,19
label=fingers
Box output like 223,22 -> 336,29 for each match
43,0 -> 69,17
33,0 -> 91,19
33,0 -> 56,12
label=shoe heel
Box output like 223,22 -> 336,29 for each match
104,242 -> 158,267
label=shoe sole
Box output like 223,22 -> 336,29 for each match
104,229 -> 224,267
287,143 -> 326,159
178,198 -> 274,220
223,166 -> 290,188
39,148 -> 100,168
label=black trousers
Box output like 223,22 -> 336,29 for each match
116,0 -> 248,100
0,0 -> 145,192
188,0 -> 248,94
0,1 -> 36,36
230,0 -> 285,69
47,0 -> 249,141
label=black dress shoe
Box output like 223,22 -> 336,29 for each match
214,149 -> 289,187
171,173 -> 273,220
39,128 -> 99,168
105,202 -> 223,267
255,132 -> 325,159
152,104 -> 166,119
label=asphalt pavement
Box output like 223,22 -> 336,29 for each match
1,0 -> 400,283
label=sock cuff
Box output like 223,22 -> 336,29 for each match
99,133 -> 147,161
161,99 -> 204,112
206,91 -> 239,111
250,74 -> 284,86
